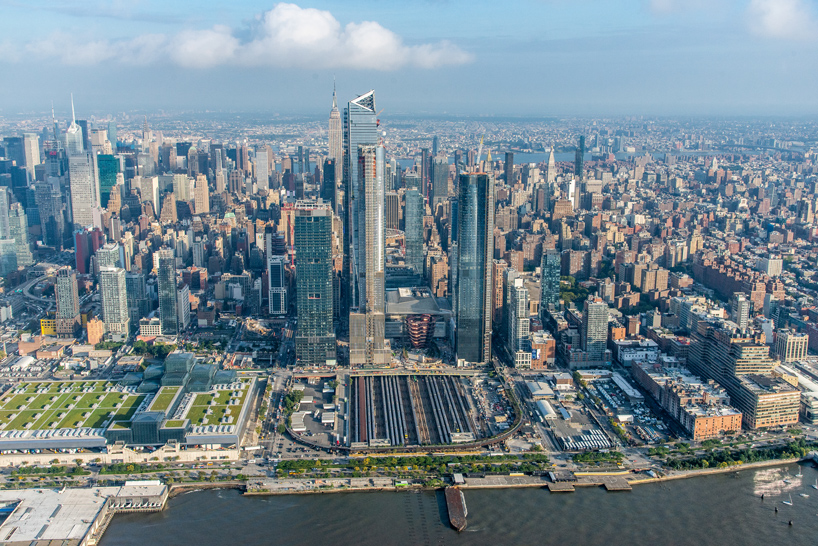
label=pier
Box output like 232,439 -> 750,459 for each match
444,486 -> 468,532
0,481 -> 167,546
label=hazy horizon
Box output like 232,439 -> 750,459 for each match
1,0 -> 818,116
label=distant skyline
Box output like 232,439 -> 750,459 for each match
1,0 -> 818,116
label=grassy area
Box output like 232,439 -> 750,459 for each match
164,420 -> 186,428
149,387 -> 180,412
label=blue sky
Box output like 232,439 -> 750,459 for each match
0,0 -> 817,116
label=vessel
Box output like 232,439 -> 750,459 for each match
445,486 -> 468,532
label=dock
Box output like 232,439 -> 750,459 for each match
546,482 -> 576,492
0,481 -> 167,546
444,486 -> 468,532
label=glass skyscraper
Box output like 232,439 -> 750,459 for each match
349,145 -> 389,367
294,202 -> 336,366
157,248 -> 178,336
540,249 -> 561,315
343,90 -> 378,316
455,173 -> 495,364
96,154 -> 119,208
404,188 -> 424,275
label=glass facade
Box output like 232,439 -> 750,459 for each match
455,173 -> 494,364
404,188 -> 424,274
157,249 -> 178,336
294,205 -> 336,365
97,153 -> 119,208
540,249 -> 561,314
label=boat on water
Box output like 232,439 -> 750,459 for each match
783,494 -> 793,506
796,468 -> 803,478
445,486 -> 468,532
812,478 -> 818,491
800,493 -> 810,498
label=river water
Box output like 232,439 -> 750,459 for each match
101,464 -> 818,546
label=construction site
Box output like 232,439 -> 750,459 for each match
347,374 -> 487,449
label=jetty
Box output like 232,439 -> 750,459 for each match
445,486 -> 468,532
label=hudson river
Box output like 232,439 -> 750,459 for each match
101,464 -> 818,545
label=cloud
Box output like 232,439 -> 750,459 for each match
747,0 -> 818,40
5,2 -> 472,70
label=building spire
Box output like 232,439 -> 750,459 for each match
332,77 -> 338,110
70,93 -> 76,124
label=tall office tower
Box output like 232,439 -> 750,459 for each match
582,297 -> 608,360
55,267 -> 80,336
504,152 -> 514,185
76,120 -> 90,153
540,249 -> 561,315
507,277 -> 531,368
125,271 -> 150,327
328,83 -> 343,161
421,148 -> 430,199
268,255 -> 287,315
775,329 -> 809,362
8,203 -> 33,267
65,98 -> 84,156
349,145 -> 389,367
99,266 -> 129,335
194,174 -> 210,214
731,292 -> 751,332
96,243 -> 122,270
342,90 -> 378,315
3,136 -> 25,167
23,133 -> 40,180
35,179 -> 64,248
294,202 -> 336,366
157,248 -> 179,336
172,173 -> 190,202
431,156 -> 449,205
404,188 -> 424,275
0,240 -> 16,276
574,135 -> 585,180
384,191 -> 399,230
454,173 -> 495,364
546,146 -> 556,184
322,158 -> 336,210
404,173 -> 420,190
139,176 -> 160,213
96,154 -> 118,208
0,188 -> 11,239
432,135 -> 440,156
68,152 -> 99,229
256,149 -> 269,191
107,121 -> 117,148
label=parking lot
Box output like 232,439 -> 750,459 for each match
585,376 -> 669,445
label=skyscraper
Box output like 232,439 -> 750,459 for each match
731,292 -> 751,332
322,158 -> 336,210
157,248 -> 178,336
431,156 -> 449,205
432,135 -> 440,156
55,267 -> 80,336
8,203 -> 33,267
294,202 -> 336,366
328,82 -> 342,162
65,97 -> 84,156
268,256 -> 287,315
507,277 -> 531,368
582,297 -> 608,360
454,173 -> 495,364
574,135 -> 585,180
68,152 -> 99,229
194,174 -> 210,214
343,90 -> 378,316
404,188 -> 424,274
96,154 -> 118,208
0,188 -> 11,239
126,271 -> 150,328
99,266 -> 129,335
255,148 -> 269,191
540,249 -> 561,315
504,152 -> 514,185
349,145 -> 389,367
23,133 -> 40,181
